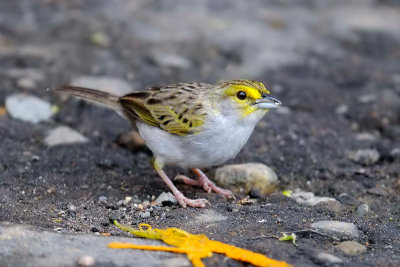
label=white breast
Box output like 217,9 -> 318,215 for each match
137,109 -> 264,169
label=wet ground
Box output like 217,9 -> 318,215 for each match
0,0 -> 400,266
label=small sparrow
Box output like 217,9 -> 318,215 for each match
55,79 -> 281,208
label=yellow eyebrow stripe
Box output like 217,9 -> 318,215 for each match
225,85 -> 267,99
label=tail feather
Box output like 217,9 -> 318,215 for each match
54,85 -> 122,111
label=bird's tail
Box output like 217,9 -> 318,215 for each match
54,85 -> 122,111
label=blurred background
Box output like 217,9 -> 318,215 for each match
0,0 -> 399,266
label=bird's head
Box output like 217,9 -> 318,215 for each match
218,79 -> 281,120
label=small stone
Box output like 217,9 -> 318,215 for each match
149,52 -> 192,69
122,196 -> 132,206
335,104 -> 348,115
335,241 -> 366,255
155,192 -> 177,206
70,76 -> 133,97
140,211 -> 151,219
357,204 -> 370,216
90,31 -> 110,47
98,196 -> 108,203
315,252 -> 343,264
348,149 -> 380,165
44,126 -> 88,147
355,132 -> 377,141
68,205 -> 77,212
46,187 -> 56,194
5,94 -> 53,123
91,226 -> 100,232
214,163 -> 279,195
390,148 -> 400,160
142,200 -> 151,208
17,77 -> 36,89
311,221 -> 360,239
290,189 -> 339,206
367,186 -> 388,196
115,200 -> 123,208
358,94 -> 376,104
77,255 -> 95,267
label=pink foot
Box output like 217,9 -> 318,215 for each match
173,191 -> 210,208
175,169 -> 235,199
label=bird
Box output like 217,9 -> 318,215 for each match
55,79 -> 281,208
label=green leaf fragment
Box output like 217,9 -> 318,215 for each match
279,233 -> 297,245
282,190 -> 292,197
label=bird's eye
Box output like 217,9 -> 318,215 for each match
236,91 -> 247,100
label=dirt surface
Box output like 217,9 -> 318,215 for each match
1,0 -> 400,266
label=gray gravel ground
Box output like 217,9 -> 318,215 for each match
0,0 -> 400,266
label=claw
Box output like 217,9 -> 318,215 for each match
173,191 -> 210,208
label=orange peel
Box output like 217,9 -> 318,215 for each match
108,221 -> 292,267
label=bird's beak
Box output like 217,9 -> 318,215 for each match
254,95 -> 282,109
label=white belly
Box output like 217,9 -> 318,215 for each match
137,115 -> 258,169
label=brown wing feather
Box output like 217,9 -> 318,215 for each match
119,83 -> 207,135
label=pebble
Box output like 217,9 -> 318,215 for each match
355,132 -> 377,141
390,148 -> 400,160
357,203 -> 370,216
290,189 -> 339,206
315,252 -> 343,264
335,104 -> 348,115
98,196 -> 108,203
367,186 -> 388,196
311,221 -> 360,239
70,76 -> 133,96
348,149 -> 380,165
335,241 -> 366,255
5,94 -> 53,124
44,126 -> 88,147
122,196 -> 132,206
149,52 -> 192,69
141,200 -> 151,209
68,205 -> 77,212
77,255 -> 95,267
90,31 -> 110,47
214,163 -> 279,195
155,192 -> 177,206
139,211 -> 151,219
357,94 -> 376,104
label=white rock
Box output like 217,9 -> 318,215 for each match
335,104 -> 348,115
44,126 -> 88,147
290,189 -> 338,206
335,241 -> 366,255
348,149 -> 380,165
315,252 -> 343,264
5,94 -> 53,124
355,132 -> 377,141
357,203 -> 370,216
155,192 -> 177,206
311,221 -> 360,239
215,163 -> 279,195
70,76 -> 133,96
77,255 -> 95,267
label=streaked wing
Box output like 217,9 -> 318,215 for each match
119,83 -> 208,135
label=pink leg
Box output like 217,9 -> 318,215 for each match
157,169 -> 209,208
175,169 -> 235,199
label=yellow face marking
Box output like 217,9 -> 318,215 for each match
223,81 -> 270,118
